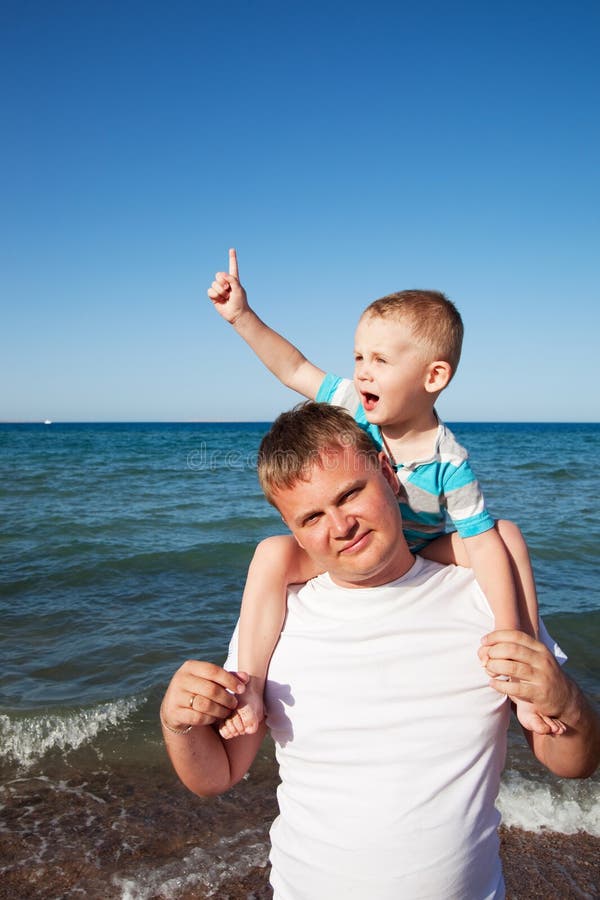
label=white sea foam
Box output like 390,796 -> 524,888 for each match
114,827 -> 269,899
0,696 -> 143,769
498,769 -> 600,835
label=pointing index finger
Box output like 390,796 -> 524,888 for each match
228,248 -> 239,279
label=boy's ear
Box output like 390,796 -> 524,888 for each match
425,360 -> 452,394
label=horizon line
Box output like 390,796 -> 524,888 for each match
1,419 -> 599,426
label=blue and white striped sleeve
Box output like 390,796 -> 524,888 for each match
442,459 -> 495,538
315,374 -> 362,417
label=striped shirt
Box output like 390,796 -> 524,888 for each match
316,374 -> 495,550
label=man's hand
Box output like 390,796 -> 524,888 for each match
207,248 -> 249,325
481,629 -> 600,777
161,659 -> 248,733
480,630 -> 569,719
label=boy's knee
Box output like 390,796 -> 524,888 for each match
253,534 -> 296,562
496,519 -> 525,551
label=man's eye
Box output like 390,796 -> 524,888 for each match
304,513 -> 321,526
341,489 -> 358,503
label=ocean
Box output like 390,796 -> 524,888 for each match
1,421 -> 598,898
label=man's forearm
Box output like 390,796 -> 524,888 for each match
483,629 -> 600,778
528,676 -> 600,778
162,720 -> 234,797
162,717 -> 267,797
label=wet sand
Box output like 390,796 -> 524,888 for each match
1,754 -> 598,899
3,707 -> 598,899
3,823 -> 598,899
172,828 -> 600,900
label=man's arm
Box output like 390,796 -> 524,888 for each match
207,249 -> 325,399
160,659 -> 266,796
482,630 -> 600,778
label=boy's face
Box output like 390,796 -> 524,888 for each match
353,313 -> 433,428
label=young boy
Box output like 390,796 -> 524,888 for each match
207,249 -> 562,738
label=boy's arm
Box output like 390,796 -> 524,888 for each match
463,528 -> 520,631
160,660 -> 266,796
483,630 -> 600,778
208,249 -> 325,399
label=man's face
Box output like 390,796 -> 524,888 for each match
272,446 -> 412,589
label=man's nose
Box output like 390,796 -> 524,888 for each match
327,507 -> 355,536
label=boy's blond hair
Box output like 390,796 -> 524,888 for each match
257,402 -> 379,506
363,290 -> 464,377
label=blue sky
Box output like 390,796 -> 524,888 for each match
1,0 -> 598,422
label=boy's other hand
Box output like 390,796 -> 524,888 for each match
207,248 -> 249,325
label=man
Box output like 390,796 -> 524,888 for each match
161,403 -> 599,899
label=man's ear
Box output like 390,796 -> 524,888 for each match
378,452 -> 399,494
281,514 -> 306,550
425,360 -> 452,394
293,534 -> 305,550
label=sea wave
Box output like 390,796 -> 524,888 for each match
498,769 -> 600,835
0,696 -> 144,769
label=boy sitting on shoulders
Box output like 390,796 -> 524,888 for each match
207,249 -> 563,738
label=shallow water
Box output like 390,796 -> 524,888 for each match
1,421 -> 599,896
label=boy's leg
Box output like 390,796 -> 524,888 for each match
420,522 -> 538,637
219,536 -> 290,740
220,534 -> 321,740
492,521 -> 565,732
495,519 -> 538,638
420,525 -> 565,736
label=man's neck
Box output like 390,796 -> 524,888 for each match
328,552 -> 417,590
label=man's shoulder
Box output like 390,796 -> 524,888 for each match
402,555 -> 482,591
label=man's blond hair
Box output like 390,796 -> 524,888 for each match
257,402 -> 379,506
363,290 -> 464,376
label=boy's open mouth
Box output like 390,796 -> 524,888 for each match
362,392 -> 379,411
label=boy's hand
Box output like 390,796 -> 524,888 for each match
207,248 -> 249,325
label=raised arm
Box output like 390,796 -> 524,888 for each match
160,660 -> 266,797
483,630 -> 600,778
207,249 -> 325,399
